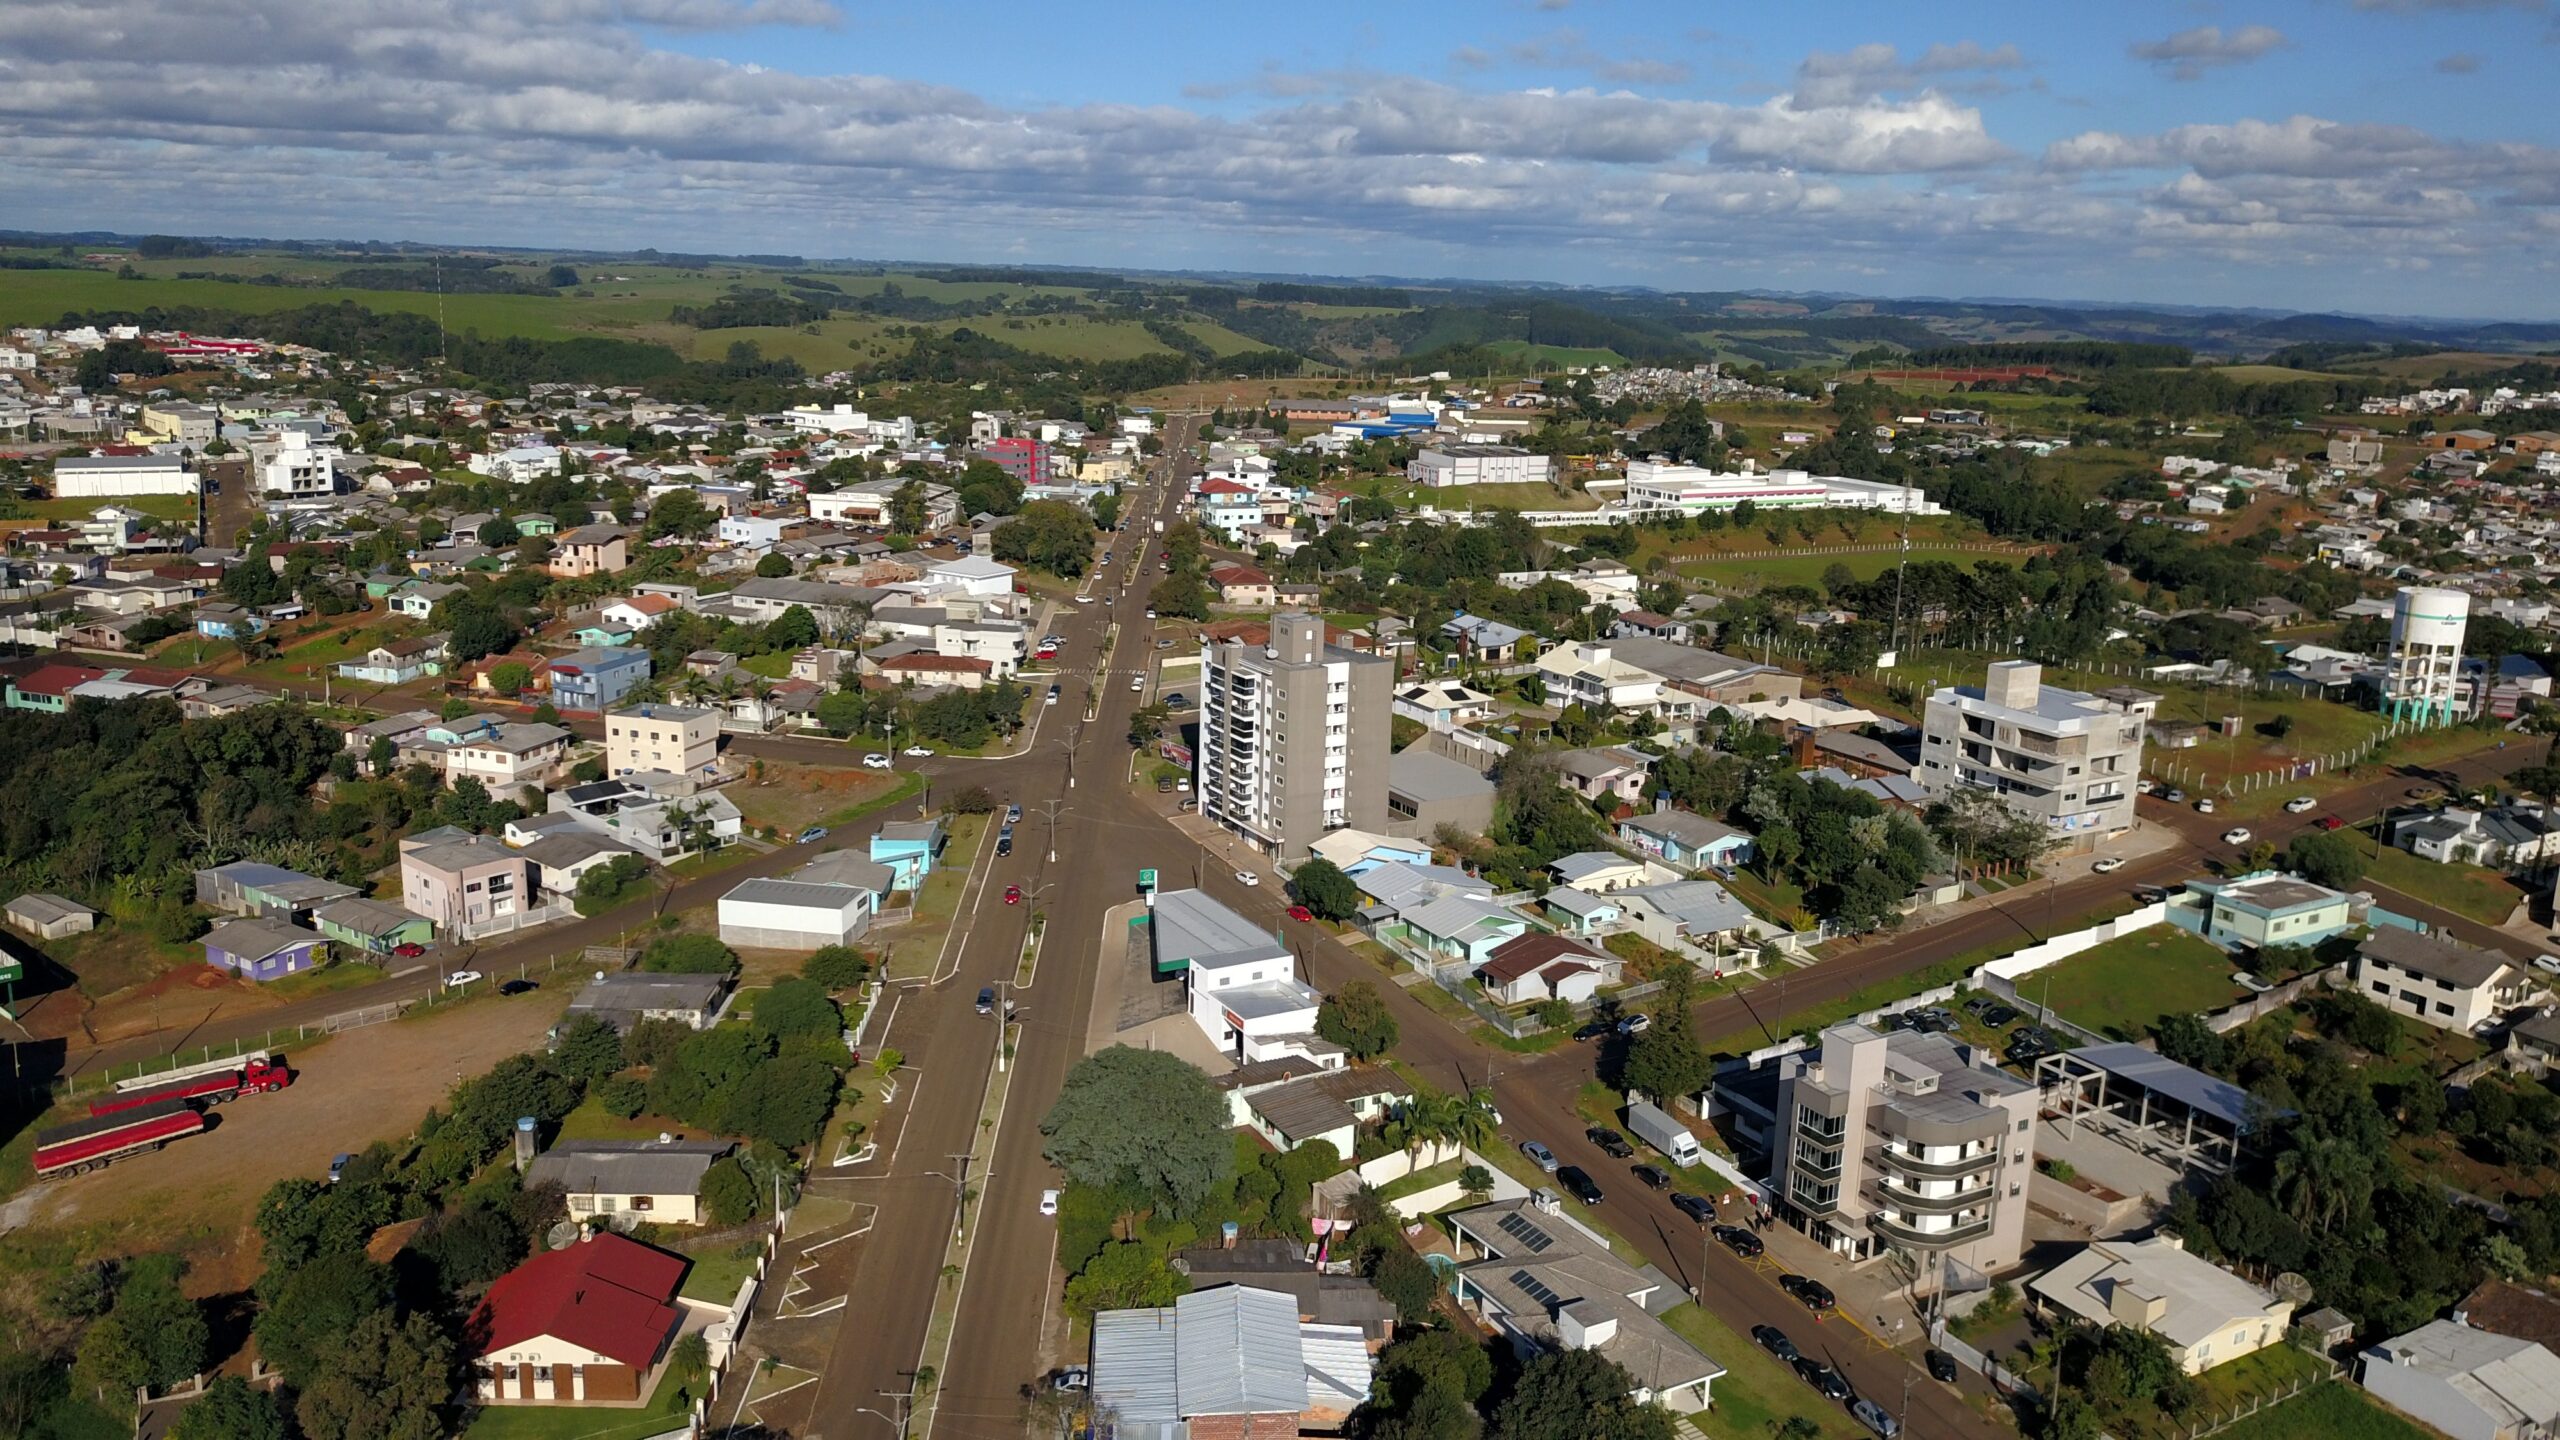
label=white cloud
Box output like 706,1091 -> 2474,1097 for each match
1793,40 -> 2029,106
2128,25 -> 2289,80
1502,29 -> 1692,85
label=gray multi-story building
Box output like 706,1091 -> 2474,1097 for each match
1769,1022 -> 2037,1280
1917,660 -> 2152,853
1198,612 -> 1393,858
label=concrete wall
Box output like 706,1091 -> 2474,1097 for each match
1975,903 -> 2172,984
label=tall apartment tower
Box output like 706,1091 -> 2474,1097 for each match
1197,612 -> 1392,858
1916,659 -> 2153,853
2383,586 -> 2469,725
1769,1022 -> 2037,1280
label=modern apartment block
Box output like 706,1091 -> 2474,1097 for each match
1769,1023 -> 2037,1279
1198,612 -> 1393,858
605,702 -> 721,787
1917,660 -> 2152,852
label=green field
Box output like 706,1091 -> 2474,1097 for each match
2028,926 -> 2244,1042
2208,1383 -> 2434,1440
1483,340 -> 1628,368
1679,545 -> 2022,592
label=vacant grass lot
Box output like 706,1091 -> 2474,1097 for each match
2352,832 -> 2529,926
1680,545 -> 2023,592
2031,926 -> 2243,1042
2207,1382 -> 2433,1440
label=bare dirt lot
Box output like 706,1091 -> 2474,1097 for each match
728,761 -> 901,835
19,989 -> 570,1294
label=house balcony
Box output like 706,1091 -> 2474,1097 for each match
1872,1146 -> 2002,1183
1869,1211 -> 1995,1249
1870,1178 -> 1999,1215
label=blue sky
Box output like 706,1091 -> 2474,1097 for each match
2,0 -> 2554,317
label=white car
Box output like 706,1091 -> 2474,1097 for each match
2222,827 -> 2252,846
1039,1188 -> 1060,1217
1073,594 -> 1097,604
862,753 -> 894,770
1235,870 -> 1260,887
444,970 -> 484,989
2536,955 -> 2560,976
2195,797 -> 2216,814
903,746 -> 934,756
2091,857 -> 2125,874
2284,796 -> 2317,814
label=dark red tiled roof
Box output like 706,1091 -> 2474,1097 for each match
1479,932 -> 1605,985
467,1233 -> 686,1369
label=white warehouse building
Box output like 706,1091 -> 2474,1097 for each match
1621,459 -> 1943,516
52,454 -> 199,498
1407,444 -> 1552,489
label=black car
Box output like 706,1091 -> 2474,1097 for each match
1979,1003 -> 2020,1027
1555,1165 -> 1604,1205
1631,1164 -> 1670,1190
1586,1126 -> 1634,1159
1905,1008 -> 1956,1034
1925,1348 -> 1960,1384
1574,1019 -> 1614,1042
976,985 -> 996,1015
499,979 -> 539,996
1779,1274 -> 1836,1312
1752,1325 -> 1799,1363
1793,1357 -> 1852,1401
1671,1193 -> 1716,1224
1712,1224 -> 1763,1257
1962,995 -> 1998,1016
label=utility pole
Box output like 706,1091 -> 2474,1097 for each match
940,1153 -> 975,1239
874,1388 -> 913,1438
1042,798 -> 1064,864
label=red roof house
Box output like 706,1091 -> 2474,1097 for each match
468,1232 -> 688,1405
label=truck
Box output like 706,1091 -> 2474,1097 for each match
1627,1099 -> 1704,1168
34,1098 -> 207,1179
87,1056 -> 291,1117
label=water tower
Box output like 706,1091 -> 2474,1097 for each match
2384,586 -> 2469,726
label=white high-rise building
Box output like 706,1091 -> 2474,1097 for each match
2384,586 -> 2469,725
1917,660 -> 2153,853
1198,613 -> 1392,858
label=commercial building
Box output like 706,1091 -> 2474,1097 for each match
1620,459 -> 1943,515
604,703 -> 720,786
1406,444 -> 1552,488
2385,586 -> 2470,725
1769,1022 -> 2037,1275
2359,1320 -> 2560,1440
1917,661 -> 2151,852
53,454 -> 198,498
255,431 -> 339,496
714,853 -> 893,951
1151,888 -> 1332,1068
1090,1284 -> 1374,1439
1198,612 -> 1393,858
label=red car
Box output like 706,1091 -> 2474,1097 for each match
392,942 -> 427,958
1004,884 -> 1022,905
1287,904 -> 1315,923
2315,815 -> 2345,830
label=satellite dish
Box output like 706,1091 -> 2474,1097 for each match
2271,1272 -> 2314,1306
607,1210 -> 643,1235
545,1220 -> 582,1250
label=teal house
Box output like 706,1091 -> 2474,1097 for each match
312,896 -> 436,954
869,818 -> 948,892
1401,893 -> 1533,966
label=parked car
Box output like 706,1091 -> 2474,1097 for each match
1574,1019 -> 1614,1042
1926,1348 -> 1960,1383
1234,869 -> 1259,887
1962,996 -> 1998,1016
1039,1188 -> 1060,1216
1045,684 -> 1060,705
1850,1397 -> 1902,1437
1979,1003 -> 2019,1027
1632,1164 -> 1670,1190
1752,1325 -> 1798,1362
862,753 -> 894,770
499,979 -> 539,996
2285,795 -> 2318,813
2221,827 -> 2252,846
2235,971 -> 2273,993
1157,777 -> 1175,793
444,970 -> 483,988
2535,955 -> 2560,976
996,834 -> 1013,858
392,942 -> 426,959
1712,1224 -> 1763,1257
1522,1140 -> 1559,1173
2195,796 -> 2216,814
1004,885 -> 1022,905
1163,692 -> 1189,709
976,985 -> 996,1015
2091,856 -> 2125,874
2316,815 -> 2345,830
1779,1274 -> 1836,1312
1287,904 -> 1315,923
1047,1366 -> 1088,1392
1556,1166 -> 1604,1205
328,1153 -> 355,1184
1617,1012 -> 1652,1036
1793,1357 -> 1851,1400
1902,1008 -> 1955,1034
1587,1126 -> 1634,1158
797,826 -> 829,844
2135,778 -> 2155,794
1006,804 -> 1023,823
903,745 -> 934,757
1671,1193 -> 1716,1224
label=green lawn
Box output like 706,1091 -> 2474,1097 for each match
1659,1301 -> 1856,1437
463,1367 -> 692,1440
2354,834 -> 2528,926
260,961 -> 390,1001
1721,870 -> 1811,928
22,493 -> 200,523
2027,926 -> 2246,1043
1679,545 -> 2025,592
675,1239 -> 760,1304
2206,1382 -> 2433,1440
1373,1158 -> 1464,1204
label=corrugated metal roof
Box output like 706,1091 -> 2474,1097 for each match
1175,1285 -> 1306,1416
1090,1307 -> 1183,1425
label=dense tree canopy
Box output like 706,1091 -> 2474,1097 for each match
1042,1046 -> 1236,1216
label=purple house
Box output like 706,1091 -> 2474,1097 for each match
204,917 -> 331,982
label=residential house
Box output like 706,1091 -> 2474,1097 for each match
604,703 -> 720,786
193,861 -> 357,920
1548,852 -> 1669,894
599,594 -> 680,633
1385,750 -> 1497,836
1446,1199 -> 1724,1411
1543,881 -> 1626,936
203,918 -> 330,982
515,833 -> 642,900
1916,661 -> 2152,853
1391,679 -> 1496,730
399,836 -> 539,935
2394,805 -> 2560,871
1440,613 -> 1531,661
876,652 -> 996,690
1215,1061 -> 1412,1156
1617,809 -> 1753,871
1477,933 -> 1613,1006
868,818 -> 947,891
522,1140 -> 738,1228
1398,891 -> 1533,967
2353,928 -> 2541,1033
2167,871 -> 2362,950
547,525 -> 631,579
2359,1320 -> 2560,1440
2031,1235 -> 2297,1375
716,852 -> 893,950
441,719 -> 575,790
1533,642 -> 1694,718
547,647 -> 652,714
924,554 -> 1016,598
547,780 -> 744,863
1303,829 -> 1433,877
564,972 -> 732,1033
4,893 -> 93,940
1615,879 -> 1756,962
1555,747 -> 1652,807
1090,1285 -> 1375,1439
336,635 -> 449,685
310,896 -> 435,955
1209,563 -> 1276,607
192,601 -> 266,640
386,579 -> 463,619
469,1233 -> 688,1404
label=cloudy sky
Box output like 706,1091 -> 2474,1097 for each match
1,0 -> 2553,317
